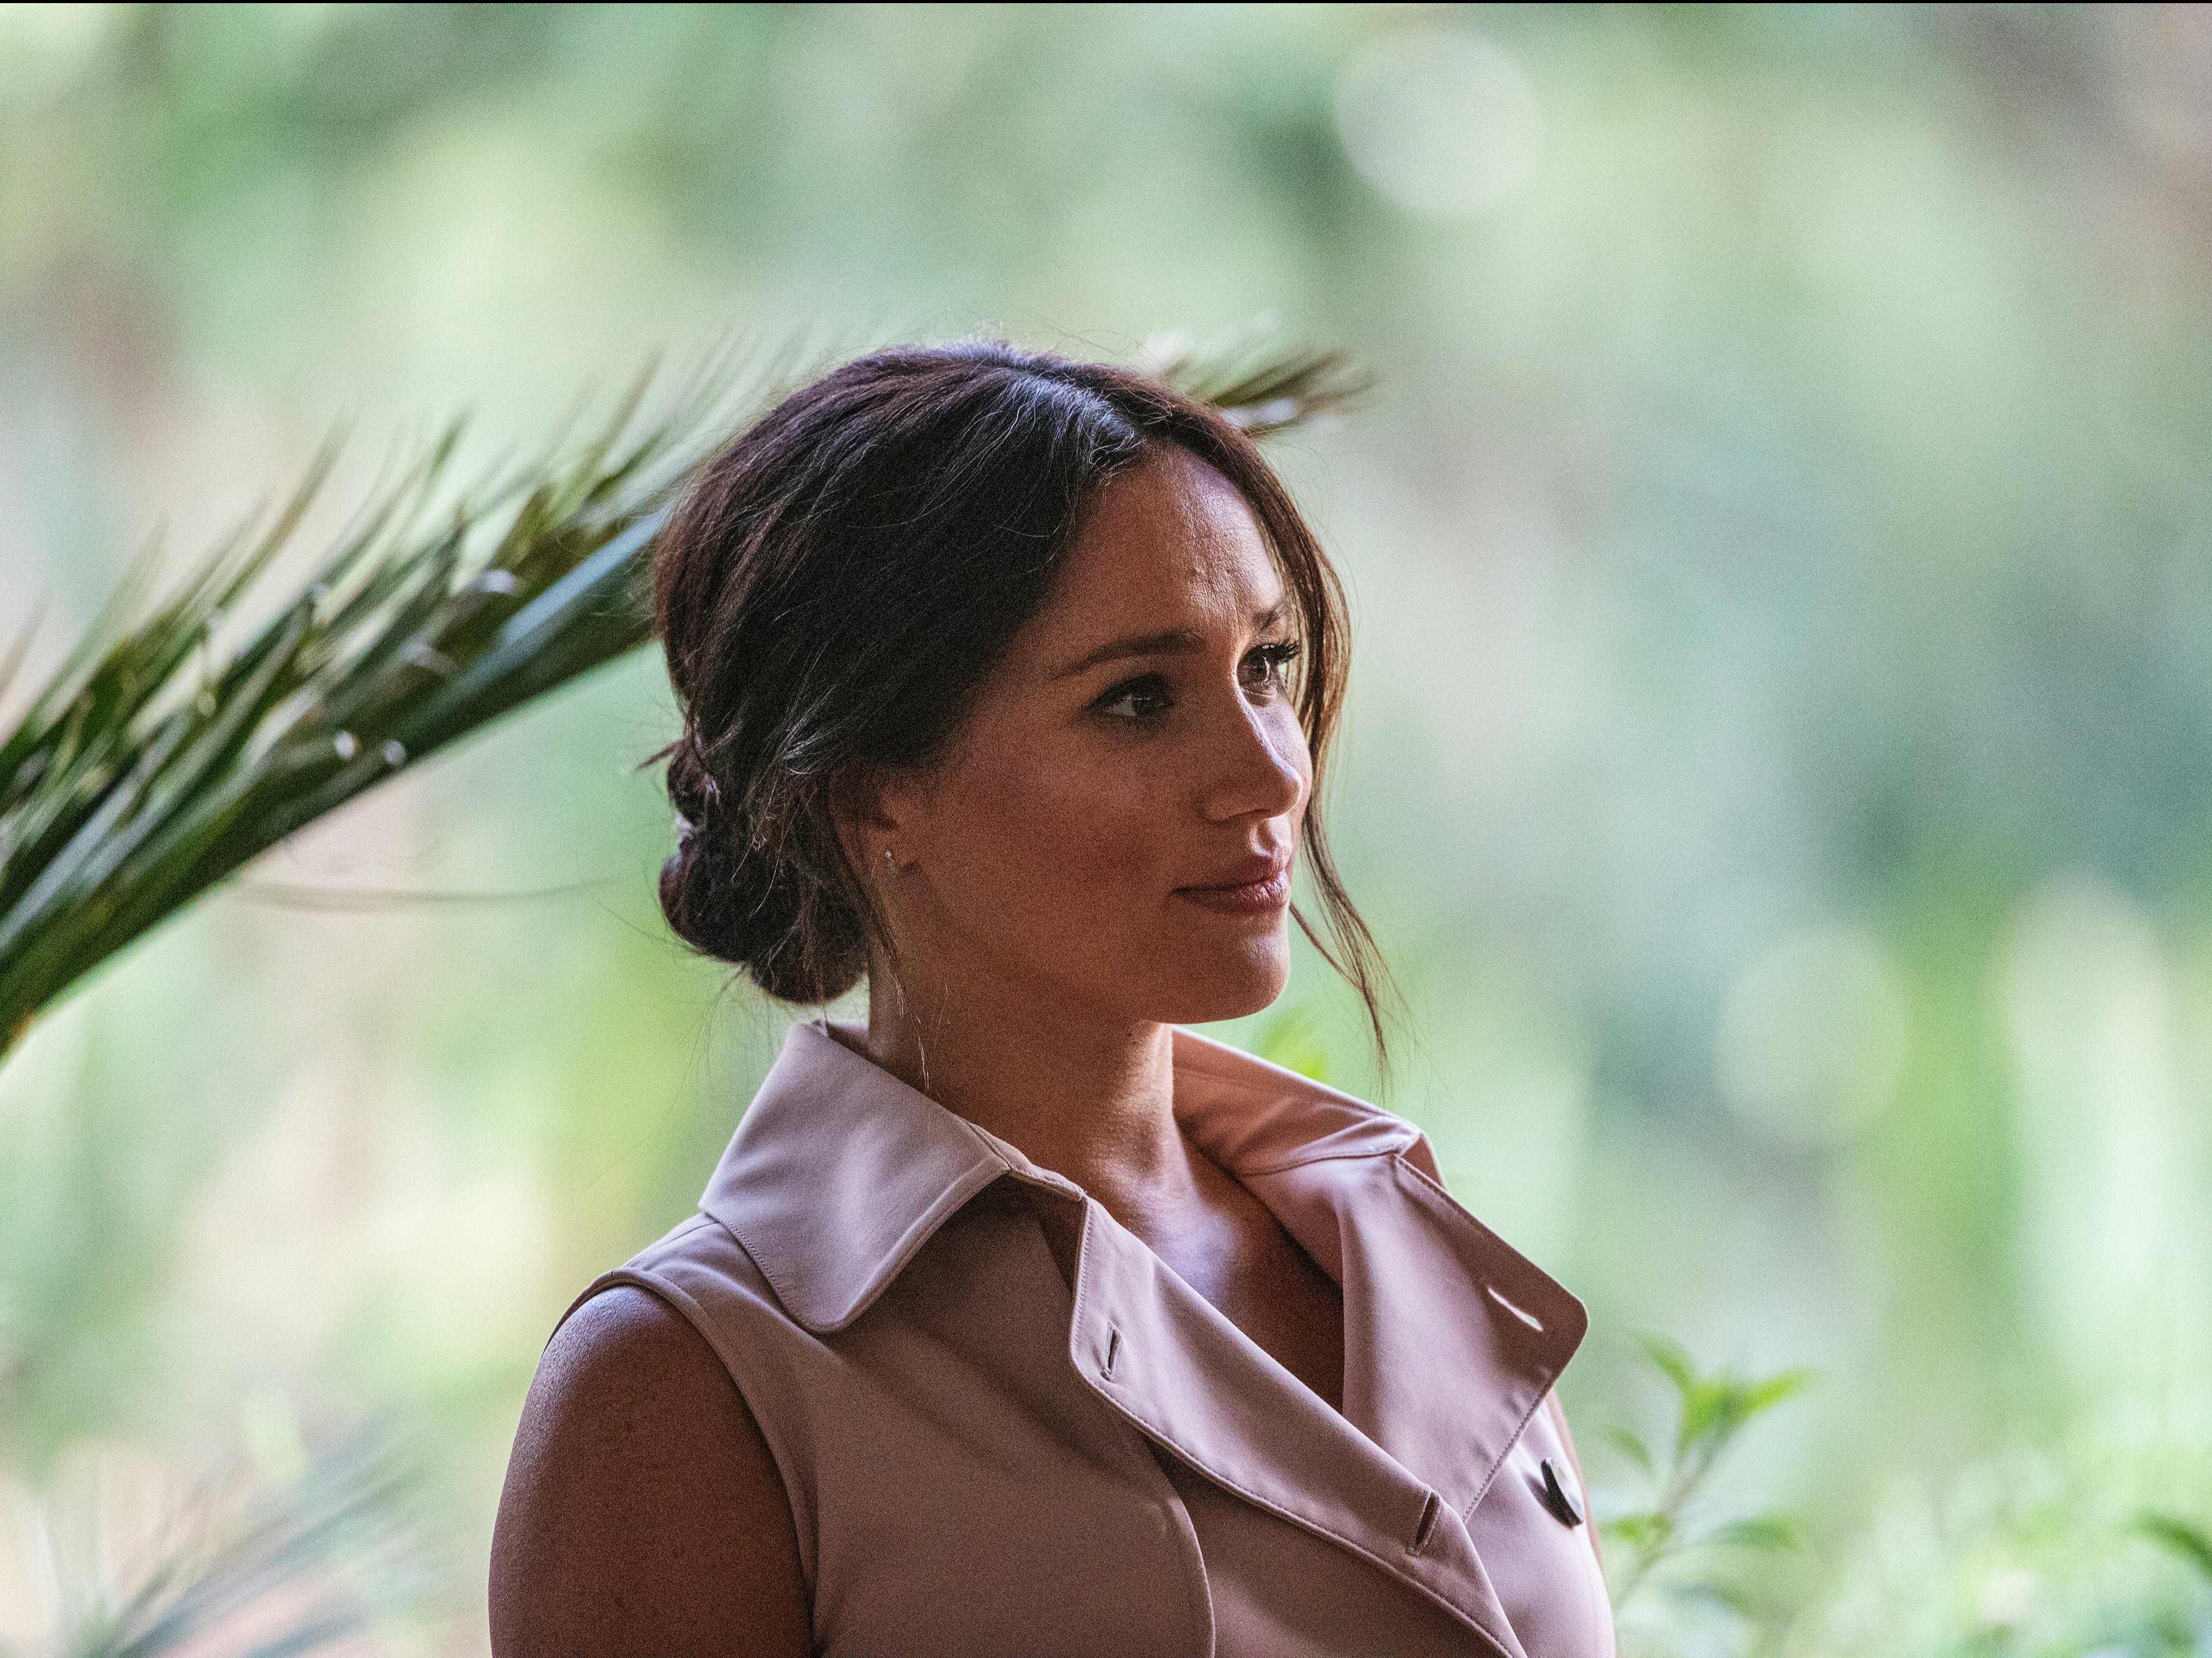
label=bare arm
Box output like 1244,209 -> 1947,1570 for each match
490,1284 -> 811,1658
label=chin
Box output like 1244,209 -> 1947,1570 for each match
1144,943 -> 1293,1026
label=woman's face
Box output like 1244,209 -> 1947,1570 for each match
870,445 -> 1312,1028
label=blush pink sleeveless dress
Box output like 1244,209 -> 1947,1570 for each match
558,1017 -> 1617,1658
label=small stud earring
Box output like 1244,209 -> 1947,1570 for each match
883,848 -> 897,875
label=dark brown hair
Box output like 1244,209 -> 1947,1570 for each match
648,341 -> 1396,1066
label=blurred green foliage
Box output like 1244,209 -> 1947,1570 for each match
1601,1334 -> 1812,1652
5,4 -> 2212,1654
2136,1512 -> 2212,1589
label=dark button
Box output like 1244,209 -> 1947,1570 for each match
1539,1457 -> 1584,1526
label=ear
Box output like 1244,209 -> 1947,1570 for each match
827,763 -> 928,873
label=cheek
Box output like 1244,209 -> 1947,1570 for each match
935,740 -> 1171,920
913,709 -> 1307,1018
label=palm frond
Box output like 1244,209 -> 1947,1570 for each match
0,332 -> 1364,1065
1141,320 -> 1375,436
53,1427 -> 430,1658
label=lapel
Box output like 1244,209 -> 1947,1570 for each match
1245,1144 -> 1592,1519
1062,1028 -> 1587,1658
703,1018 -> 1589,1658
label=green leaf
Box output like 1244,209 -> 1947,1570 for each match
1631,1330 -> 1701,1399
1604,1424 -> 1656,1476
1675,1377 -> 1740,1457
1744,1367 -> 1816,1414
2136,1510 -> 2212,1585
1702,1512 -> 1804,1553
1606,1511 -> 1675,1552
1142,320 -> 1374,436
1666,1577 -> 1759,1616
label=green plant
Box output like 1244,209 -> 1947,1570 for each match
9,1426 -> 429,1658
1601,1331 -> 1813,1645
2135,1510 -> 2212,1588
2137,1506 -> 2212,1651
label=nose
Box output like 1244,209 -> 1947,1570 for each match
1198,694 -> 1308,826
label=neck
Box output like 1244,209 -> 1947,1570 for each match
842,951 -> 1202,1235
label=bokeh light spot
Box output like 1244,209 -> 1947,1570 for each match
1333,26 -> 1544,217
1716,923 -> 1909,1147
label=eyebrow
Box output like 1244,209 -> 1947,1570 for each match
1053,603 -> 1289,680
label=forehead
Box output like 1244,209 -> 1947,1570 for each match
1039,448 -> 1282,635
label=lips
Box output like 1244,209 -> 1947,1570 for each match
1175,853 -> 1293,916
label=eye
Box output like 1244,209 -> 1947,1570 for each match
1094,673 -> 1174,723
1241,638 -> 1302,698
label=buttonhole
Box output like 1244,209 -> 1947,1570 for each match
1486,1284 -> 1544,1331
1103,1326 -> 1122,1378
1412,1490 -> 1441,1552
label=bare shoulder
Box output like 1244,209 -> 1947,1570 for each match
490,1283 -> 810,1658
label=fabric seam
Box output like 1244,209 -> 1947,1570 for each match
1056,1204 -> 1215,1658
1238,1138 -> 1420,1177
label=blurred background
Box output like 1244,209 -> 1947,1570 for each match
4,4 -> 2211,1654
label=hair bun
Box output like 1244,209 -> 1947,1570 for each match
657,732 -> 864,1002
665,737 -> 721,837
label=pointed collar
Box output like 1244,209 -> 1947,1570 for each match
703,1016 -> 1063,1332
701,1014 -> 1429,1332
701,1017 -> 1588,1516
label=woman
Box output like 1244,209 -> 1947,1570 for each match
489,343 -> 1615,1658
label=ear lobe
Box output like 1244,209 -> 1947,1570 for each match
827,765 -> 916,869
